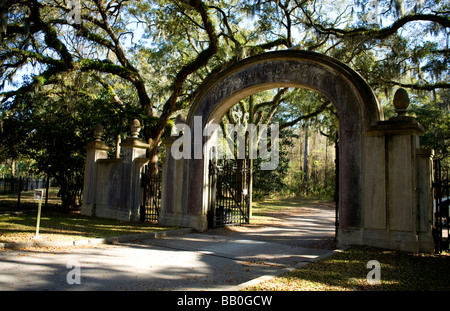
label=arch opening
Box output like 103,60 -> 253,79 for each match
206,86 -> 339,233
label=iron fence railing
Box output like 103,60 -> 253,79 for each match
433,159 -> 450,253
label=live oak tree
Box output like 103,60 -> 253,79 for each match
234,0 -> 449,181
2,0 -> 448,142
245,0 -> 448,90
1,0 -> 449,204
0,0 -> 220,178
216,0 -> 449,194
1,70 -> 135,207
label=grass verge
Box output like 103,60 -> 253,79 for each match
244,246 -> 450,291
2,195 -> 449,291
1,190 -> 178,244
0,210 -> 176,244
246,197 -> 450,291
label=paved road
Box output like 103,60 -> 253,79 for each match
0,204 -> 336,291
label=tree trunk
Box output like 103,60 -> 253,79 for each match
146,136 -> 160,177
11,159 -> 15,178
303,122 -> 309,195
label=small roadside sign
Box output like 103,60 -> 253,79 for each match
34,189 -> 45,238
34,189 -> 44,201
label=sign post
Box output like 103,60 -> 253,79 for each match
34,189 -> 44,238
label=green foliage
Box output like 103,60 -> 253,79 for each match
0,0 -> 448,204
410,89 -> 450,163
252,131 -> 292,199
0,72 -> 135,208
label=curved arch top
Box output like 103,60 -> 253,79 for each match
186,50 -> 383,129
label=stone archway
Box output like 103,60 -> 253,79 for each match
160,50 -> 435,253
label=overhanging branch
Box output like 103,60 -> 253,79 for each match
374,80 -> 450,91
153,0 -> 218,140
280,100 -> 332,130
306,14 -> 450,40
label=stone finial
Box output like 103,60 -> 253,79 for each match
130,119 -> 141,138
93,124 -> 104,141
175,114 -> 186,124
393,88 -> 410,117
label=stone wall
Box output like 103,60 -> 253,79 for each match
81,120 -> 150,222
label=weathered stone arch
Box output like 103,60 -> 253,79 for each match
183,50 -> 382,230
160,50 -> 435,252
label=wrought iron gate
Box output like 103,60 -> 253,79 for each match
140,165 -> 161,222
432,158 -> 450,253
208,159 -> 250,228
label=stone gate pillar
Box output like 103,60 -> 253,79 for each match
159,115 -> 201,229
82,120 -> 150,222
159,136 -> 182,226
81,125 -> 110,216
120,119 -> 150,221
364,89 -> 433,252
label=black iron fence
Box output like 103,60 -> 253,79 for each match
432,159 -> 450,253
0,176 -> 59,208
140,166 -> 162,222
0,177 -> 56,193
208,159 -> 250,228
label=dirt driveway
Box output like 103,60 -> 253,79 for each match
207,198 -> 337,248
